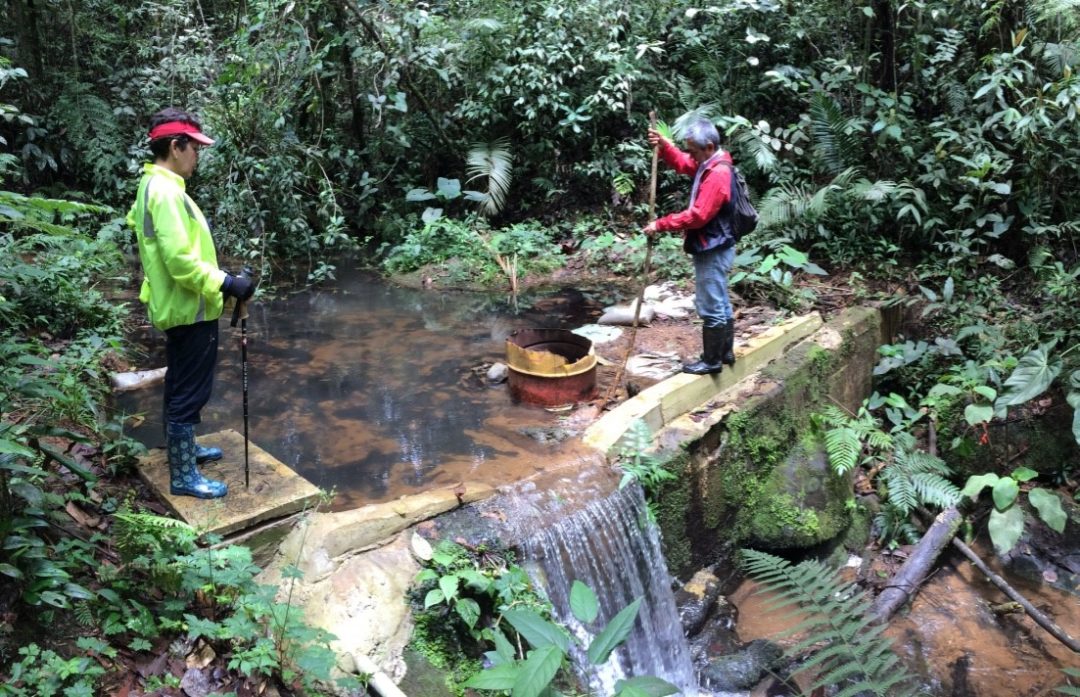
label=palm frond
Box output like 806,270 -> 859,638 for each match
740,549 -> 920,696
465,139 -> 514,217
808,91 -> 864,174
758,167 -> 859,228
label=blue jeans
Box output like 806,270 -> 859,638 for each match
693,244 -> 735,327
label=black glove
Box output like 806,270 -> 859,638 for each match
221,273 -> 255,301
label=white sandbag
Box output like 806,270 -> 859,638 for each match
598,300 -> 655,326
110,367 -> 167,392
626,351 -> 682,380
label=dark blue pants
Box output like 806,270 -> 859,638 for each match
163,319 -> 219,426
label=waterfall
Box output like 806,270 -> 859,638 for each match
522,484 -> 700,696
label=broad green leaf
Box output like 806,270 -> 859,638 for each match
1011,466 -> 1038,482
964,404 -> 993,426
988,505 -> 1025,555
439,573 -> 460,602
436,177 -> 462,200
617,687 -> 651,697
459,569 -> 491,591
0,438 -> 35,457
503,608 -> 570,651
587,597 -> 642,665
511,645 -> 563,697
1029,488 -> 1066,532
992,477 -> 1020,510
492,627 -> 516,663
614,676 -> 681,696
421,207 -> 443,225
464,662 -> 519,690
570,580 -> 599,624
405,188 -> 436,202
414,568 -> 438,583
0,563 -> 23,579
455,598 -> 481,629
996,343 -> 1061,407
973,385 -> 997,401
961,473 -> 999,499
423,588 -> 444,609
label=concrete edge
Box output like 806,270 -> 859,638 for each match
582,312 -> 824,459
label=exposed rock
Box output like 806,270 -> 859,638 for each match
674,568 -> 722,636
180,667 -> 211,697
261,533 -> 418,688
688,595 -> 740,663
738,434 -> 852,551
700,639 -> 784,691
257,484 -> 496,692
486,362 -> 509,383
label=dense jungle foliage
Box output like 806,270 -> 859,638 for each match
2,0 -> 1080,694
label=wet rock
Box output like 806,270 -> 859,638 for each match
486,362 -> 509,383
700,639 -> 784,692
675,568 -> 722,636
688,595 -> 740,662
738,434 -> 852,551
180,667 -> 211,697
518,426 -> 571,443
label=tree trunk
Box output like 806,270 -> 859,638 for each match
869,506 -> 962,621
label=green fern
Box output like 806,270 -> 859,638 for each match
878,442 -> 961,517
739,549 -> 920,697
1057,667 -> 1080,695
816,405 -> 892,476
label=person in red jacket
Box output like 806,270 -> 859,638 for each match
645,118 -> 737,375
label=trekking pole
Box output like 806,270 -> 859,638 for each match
603,111 -> 658,407
230,267 -> 253,490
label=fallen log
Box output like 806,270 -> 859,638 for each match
869,505 -> 963,622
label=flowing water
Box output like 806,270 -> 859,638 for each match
730,545 -> 1080,695
118,270 -> 611,509
521,484 -> 701,695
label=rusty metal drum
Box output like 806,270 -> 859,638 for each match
505,329 -> 597,407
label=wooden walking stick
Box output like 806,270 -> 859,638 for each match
603,111 -> 659,407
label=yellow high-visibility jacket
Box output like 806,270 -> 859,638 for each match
127,163 -> 227,331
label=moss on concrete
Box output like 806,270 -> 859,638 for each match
655,308 -> 881,576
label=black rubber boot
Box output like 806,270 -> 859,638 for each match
720,321 -> 736,367
682,325 -> 725,375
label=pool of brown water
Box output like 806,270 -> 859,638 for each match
119,272 -> 613,510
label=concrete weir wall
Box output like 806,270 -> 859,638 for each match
257,306 -> 883,687
583,306 -> 883,576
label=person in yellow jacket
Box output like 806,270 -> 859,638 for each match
127,107 -> 254,499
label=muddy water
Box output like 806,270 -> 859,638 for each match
119,271 -> 614,510
730,549 -> 1080,695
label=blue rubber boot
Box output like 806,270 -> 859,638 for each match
167,422 -> 228,499
195,441 -> 223,464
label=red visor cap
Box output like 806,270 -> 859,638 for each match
148,121 -> 215,146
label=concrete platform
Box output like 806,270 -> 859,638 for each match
135,428 -> 322,537
583,312 -> 824,457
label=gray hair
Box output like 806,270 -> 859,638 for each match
684,119 -> 721,150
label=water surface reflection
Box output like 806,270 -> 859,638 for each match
120,271 -> 608,510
